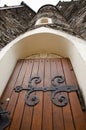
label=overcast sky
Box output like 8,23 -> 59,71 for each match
0,0 -> 71,12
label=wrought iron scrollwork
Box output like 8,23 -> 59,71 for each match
51,75 -> 65,86
14,76 -> 86,110
29,76 -> 41,86
0,103 -> 10,130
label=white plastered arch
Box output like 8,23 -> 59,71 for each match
0,27 -> 86,105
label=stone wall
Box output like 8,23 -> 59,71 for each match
57,0 -> 86,40
27,4 -> 76,36
0,0 -> 86,49
0,2 -> 36,49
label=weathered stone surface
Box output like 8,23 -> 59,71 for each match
0,0 -> 86,50
27,4 -> 76,36
69,0 -> 86,40
0,2 -> 36,49
57,0 -> 86,40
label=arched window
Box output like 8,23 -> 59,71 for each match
35,17 -> 52,25
40,18 -> 48,23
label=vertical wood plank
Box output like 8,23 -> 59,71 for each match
62,58 -> 86,130
42,59 -> 52,130
1,60 -> 23,109
58,59 -> 75,130
20,59 -> 39,130
31,59 -> 44,130
50,59 -> 64,130
19,60 -> 34,130
5,60 -> 28,130
9,60 -> 34,130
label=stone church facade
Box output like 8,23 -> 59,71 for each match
0,0 -> 86,49
0,1 -> 86,130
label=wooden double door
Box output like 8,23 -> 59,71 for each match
1,58 -> 86,130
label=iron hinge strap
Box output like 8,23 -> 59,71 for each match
14,76 -> 86,111
14,85 -> 78,107
14,85 -> 78,93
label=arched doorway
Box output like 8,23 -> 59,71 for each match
0,27 -> 86,130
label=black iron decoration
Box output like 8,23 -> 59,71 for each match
0,103 -> 10,130
14,76 -> 86,110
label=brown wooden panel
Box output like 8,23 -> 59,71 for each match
20,60 -> 39,130
31,59 -> 44,130
20,60 -> 34,130
9,60 -> 33,130
50,59 -> 64,130
59,59 -> 75,130
62,58 -> 86,130
1,60 -> 24,130
42,59 -> 52,130
6,60 -> 28,130
0,58 -> 86,130
1,60 -> 23,109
